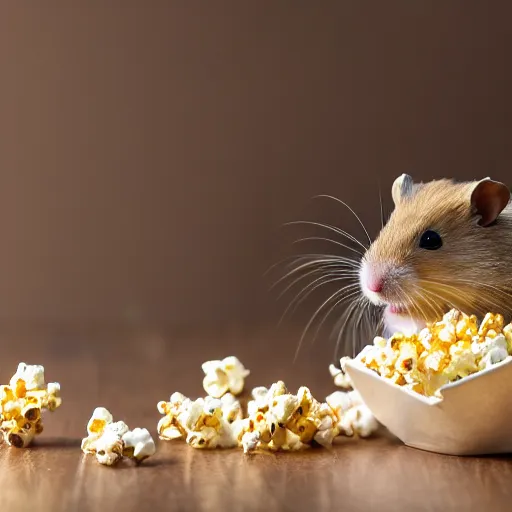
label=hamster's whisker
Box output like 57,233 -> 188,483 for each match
413,287 -> 446,321
373,304 -> 386,337
309,289 -> 362,348
418,286 -> 458,316
292,236 -> 367,257
280,273 -> 349,319
334,296 -> 365,359
263,253 -> 358,277
294,286 -> 361,363
396,285 -> 430,326
351,299 -> 369,357
283,252 -> 361,269
406,283 -> 445,321
448,278 -> 512,303
421,280 -> 500,320
363,302 -> 377,343
283,220 -> 368,254
420,279 -> 506,317
271,259 -> 358,293
312,194 -> 373,246
310,289 -> 363,356
279,277 -> 359,328
403,283 -> 448,328
276,266 -> 359,301
417,281 -> 470,314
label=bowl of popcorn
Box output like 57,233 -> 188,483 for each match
344,309 -> 512,456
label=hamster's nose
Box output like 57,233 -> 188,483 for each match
367,279 -> 383,293
360,261 -> 386,298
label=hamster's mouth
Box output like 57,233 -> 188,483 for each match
386,303 -> 408,315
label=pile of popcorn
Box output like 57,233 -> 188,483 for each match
0,363 -> 62,448
350,309 -> 512,397
81,407 -> 156,466
157,356 -> 378,453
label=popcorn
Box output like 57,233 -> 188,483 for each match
202,356 -> 250,398
241,430 -> 260,453
472,334 -> 508,370
157,392 -> 241,449
122,428 -> 156,462
159,355 -> 380,454
208,393 -> 243,423
326,390 -> 379,438
329,356 -> 354,389
235,383 -> 340,453
81,408 -> 156,466
356,309 -> 512,397
0,363 -> 61,448
93,427 -> 125,466
10,363 -> 45,391
246,381 -> 287,416
181,398 -> 237,449
156,392 -> 191,441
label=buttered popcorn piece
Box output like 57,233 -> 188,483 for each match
241,430 -> 261,453
246,381 -> 287,417
157,392 -> 192,441
202,356 -> 250,398
329,356 -> 354,389
180,398 -> 237,449
356,309 -> 512,397
94,428 -> 125,466
122,428 -> 156,462
82,408 -> 156,466
473,334 -> 508,370
9,363 -> 45,391
157,392 -> 241,449
0,363 -> 62,448
81,407 -> 114,453
325,390 -> 379,438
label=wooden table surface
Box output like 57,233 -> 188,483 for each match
1,326 -> 511,512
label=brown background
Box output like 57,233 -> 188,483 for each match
0,2 -> 511,335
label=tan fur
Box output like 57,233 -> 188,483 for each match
364,177 -> 512,323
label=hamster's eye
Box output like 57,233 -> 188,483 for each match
419,230 -> 442,250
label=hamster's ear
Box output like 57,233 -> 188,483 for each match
392,174 -> 414,206
470,178 -> 510,227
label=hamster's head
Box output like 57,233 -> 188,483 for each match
360,174 -> 511,334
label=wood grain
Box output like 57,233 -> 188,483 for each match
0,328 -> 511,512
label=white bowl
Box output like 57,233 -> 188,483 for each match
345,357 -> 512,456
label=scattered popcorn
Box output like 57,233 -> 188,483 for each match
182,398 -> 237,449
326,390 -> 379,438
93,425 -> 126,466
10,363 -> 45,391
81,407 -> 114,454
157,392 -> 241,449
356,309 -> 512,397
0,363 -> 62,448
329,356 -> 354,389
202,356 -> 250,398
240,429 -> 261,454
158,356 -> 380,454
122,428 -> 156,462
156,392 -> 191,441
207,393 -> 243,423
81,407 -> 156,466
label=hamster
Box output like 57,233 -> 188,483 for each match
360,174 -> 512,338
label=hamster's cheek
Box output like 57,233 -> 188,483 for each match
383,307 -> 425,337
